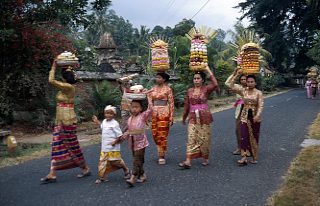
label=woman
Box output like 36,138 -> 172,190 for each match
311,79 -> 318,99
41,59 -> 90,184
305,78 -> 312,99
118,79 -> 133,132
148,72 -> 174,165
179,66 -> 218,168
227,69 -> 264,165
225,71 -> 247,155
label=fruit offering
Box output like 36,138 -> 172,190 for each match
307,66 -> 318,78
125,84 -> 146,100
240,43 -> 260,74
186,27 -> 217,72
189,34 -> 208,71
56,51 -> 79,67
151,39 -> 170,72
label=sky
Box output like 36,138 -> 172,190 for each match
110,0 -> 249,31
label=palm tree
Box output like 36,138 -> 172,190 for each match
226,22 -> 271,69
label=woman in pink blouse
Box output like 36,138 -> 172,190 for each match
179,66 -> 218,169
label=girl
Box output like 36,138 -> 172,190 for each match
92,105 -> 130,184
114,99 -> 152,186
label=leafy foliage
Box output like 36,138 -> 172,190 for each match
92,81 -> 121,118
261,74 -> 285,92
0,0 -> 111,123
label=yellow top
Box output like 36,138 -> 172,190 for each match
49,69 -> 77,125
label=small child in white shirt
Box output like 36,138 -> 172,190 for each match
92,105 -> 130,184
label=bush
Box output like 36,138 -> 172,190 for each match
168,83 -> 187,108
92,81 -> 121,118
261,74 -> 285,92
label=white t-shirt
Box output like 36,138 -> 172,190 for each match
100,119 -> 123,152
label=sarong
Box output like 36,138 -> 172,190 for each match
51,125 -> 86,170
98,151 -> 126,178
152,116 -> 170,157
240,117 -> 261,160
132,148 -> 145,177
186,124 -> 211,159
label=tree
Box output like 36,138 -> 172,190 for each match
172,19 -> 195,36
237,0 -> 320,73
0,0 -> 111,123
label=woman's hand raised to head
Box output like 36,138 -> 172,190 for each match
51,58 -> 58,70
236,68 -> 243,76
205,66 -> 213,75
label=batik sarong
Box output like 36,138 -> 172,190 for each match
51,125 -> 86,170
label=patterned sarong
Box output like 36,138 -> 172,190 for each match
187,124 -> 212,159
98,151 -> 126,178
240,118 -> 261,160
51,125 -> 86,170
151,116 -> 170,157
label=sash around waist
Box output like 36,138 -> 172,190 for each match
128,129 -> 145,135
190,103 -> 209,112
57,102 -> 74,108
153,100 -> 168,106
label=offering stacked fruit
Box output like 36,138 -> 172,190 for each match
307,67 -> 318,78
186,27 -> 217,72
125,85 -> 146,100
189,34 -> 208,71
240,43 -> 260,74
151,39 -> 170,72
56,51 -> 79,67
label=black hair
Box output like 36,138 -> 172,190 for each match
131,99 -> 148,112
156,72 -> 170,82
246,74 -> 257,82
238,74 -> 247,82
61,70 -> 77,84
194,71 -> 206,83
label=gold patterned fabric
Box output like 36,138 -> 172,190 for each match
148,84 -> 174,157
49,69 -> 77,125
186,124 -> 211,159
98,151 -> 127,178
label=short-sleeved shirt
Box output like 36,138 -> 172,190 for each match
101,119 -> 123,152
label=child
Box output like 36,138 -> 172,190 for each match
92,105 -> 130,184
114,99 -> 152,187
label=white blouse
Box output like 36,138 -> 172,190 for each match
101,119 -> 123,152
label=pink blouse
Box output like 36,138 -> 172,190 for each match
183,75 -> 218,124
124,108 -> 152,151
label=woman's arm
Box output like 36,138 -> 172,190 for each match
205,66 -> 218,94
254,91 -> 264,123
226,70 -> 244,96
225,71 -> 243,92
48,60 -> 73,91
168,87 -> 174,125
182,92 -> 190,125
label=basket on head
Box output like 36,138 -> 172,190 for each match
240,43 -> 260,75
186,26 -> 217,72
150,39 -> 170,72
56,51 -> 79,67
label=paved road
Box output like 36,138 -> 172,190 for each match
0,89 -> 319,206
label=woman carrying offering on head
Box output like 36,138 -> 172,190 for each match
179,66 -> 218,169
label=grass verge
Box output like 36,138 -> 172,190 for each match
0,136 -> 100,169
267,113 -> 320,206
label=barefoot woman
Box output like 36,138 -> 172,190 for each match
180,66 -> 218,168
41,59 -> 90,183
